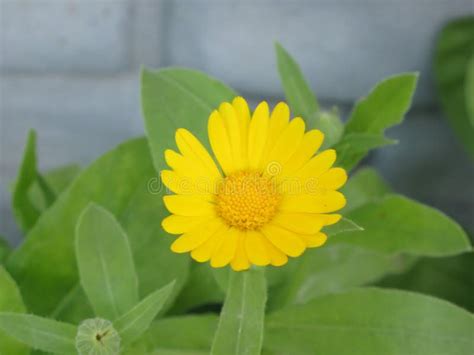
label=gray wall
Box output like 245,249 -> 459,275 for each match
1,0 -> 473,244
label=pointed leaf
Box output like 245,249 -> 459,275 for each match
268,245 -> 395,310
275,42 -> 319,120
7,138 -> 189,316
434,17 -> 474,156
114,281 -> 175,345
12,130 -> 41,232
333,132 -> 397,171
125,315 -> 218,354
211,268 -> 266,355
0,267 -> 28,355
334,194 -> 471,256
340,73 -> 418,170
324,217 -> 363,236
340,167 -> 391,212
378,252 -> 474,312
75,203 -> 139,320
0,313 -> 76,354
265,288 -> 474,355
141,67 -> 237,171
0,237 -> 10,263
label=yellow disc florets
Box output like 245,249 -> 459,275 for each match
215,171 -> 281,230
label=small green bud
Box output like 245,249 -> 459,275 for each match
76,318 -> 121,355
317,108 -> 344,149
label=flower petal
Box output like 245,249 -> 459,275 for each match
294,149 -> 337,179
261,236 -> 288,266
163,195 -> 215,216
281,190 -> 346,213
232,97 -> 251,167
245,231 -> 271,266
264,117 -> 305,171
263,102 -> 290,156
271,213 -> 325,235
220,102 -> 246,170
208,110 -> 234,175
211,227 -> 240,268
231,233 -> 251,271
300,232 -> 327,248
162,215 -> 211,235
161,170 -> 214,198
175,128 -> 222,179
317,167 -> 348,190
171,218 -> 224,253
279,129 -> 324,177
191,223 -> 229,262
248,102 -> 270,170
261,224 -> 306,257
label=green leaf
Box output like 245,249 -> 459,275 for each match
141,67 -> 237,171
28,164 -> 81,212
75,203 -> 139,320
341,73 -> 418,170
0,313 -> 76,354
7,138 -> 189,316
323,217 -> 363,236
333,133 -> 397,171
334,194 -> 471,256
275,42 -> 319,123
378,252 -> 474,312
0,237 -> 10,263
170,264 -> 224,314
114,281 -> 175,346
340,167 -> 391,213
0,267 -> 28,355
317,109 -> 344,149
50,285 -> 94,324
265,288 -> 474,355
268,244 -> 395,310
434,16 -> 474,156
126,315 -> 218,355
466,55 -> 474,126
211,268 -> 267,355
12,130 -> 41,232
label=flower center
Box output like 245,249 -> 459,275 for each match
215,171 -> 281,230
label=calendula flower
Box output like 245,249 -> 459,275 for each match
161,97 -> 347,271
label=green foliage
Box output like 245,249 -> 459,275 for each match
2,43 -> 472,355
0,313 -> 77,354
334,194 -> 471,256
265,288 -> 474,355
275,43 -> 320,121
6,138 -> 189,316
127,315 -> 219,354
28,164 -> 81,212
0,267 -> 28,355
378,252 -> 474,312
340,73 -> 418,170
141,67 -> 237,171
170,263 -> 224,314
114,281 -> 175,346
275,43 -> 344,148
12,130 -> 42,232
0,237 -> 10,263
340,167 -> 391,212
434,16 -> 474,156
211,269 -> 266,355
75,203 -> 139,320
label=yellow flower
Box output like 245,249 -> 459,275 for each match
161,97 -> 347,271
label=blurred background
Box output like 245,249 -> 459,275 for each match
1,0 -> 473,244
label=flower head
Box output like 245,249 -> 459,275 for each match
161,97 -> 347,271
